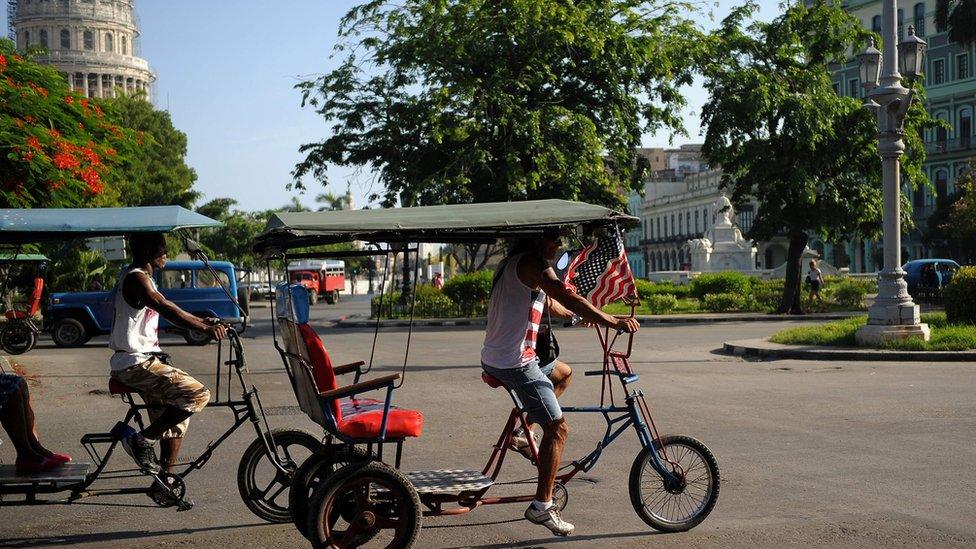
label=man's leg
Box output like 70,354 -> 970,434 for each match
0,378 -> 44,463
159,438 -> 182,473
535,417 -> 568,502
549,361 -> 573,398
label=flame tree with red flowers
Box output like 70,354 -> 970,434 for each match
0,38 -> 137,208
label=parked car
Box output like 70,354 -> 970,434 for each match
902,259 -> 960,300
44,260 -> 246,347
242,281 -> 277,300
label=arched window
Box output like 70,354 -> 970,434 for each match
121,35 -> 128,55
934,169 -> 948,202
914,3 -> 926,36
914,184 -> 926,209
897,9 -> 904,41
39,29 -> 48,48
83,30 -> 94,50
60,29 -> 70,49
104,33 -> 113,53
872,15 -> 882,34
959,107 -> 972,148
935,112 -> 949,151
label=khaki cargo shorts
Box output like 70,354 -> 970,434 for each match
111,357 -> 211,439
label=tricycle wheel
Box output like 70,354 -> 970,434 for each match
51,318 -> 89,347
0,322 -> 36,355
237,428 -> 320,523
629,434 -> 720,533
291,445 -> 371,539
307,460 -> 421,549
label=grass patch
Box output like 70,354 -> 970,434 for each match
604,298 -> 701,316
769,312 -> 976,351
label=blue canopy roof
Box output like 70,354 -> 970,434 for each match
0,206 -> 221,243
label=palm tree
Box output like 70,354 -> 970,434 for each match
315,192 -> 349,212
281,196 -> 309,212
936,0 -> 976,46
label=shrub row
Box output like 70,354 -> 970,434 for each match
944,266 -> 976,324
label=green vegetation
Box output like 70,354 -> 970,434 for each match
943,266 -> 976,325
441,270 -> 494,316
701,1 -> 939,313
770,313 -> 976,351
690,272 -> 751,300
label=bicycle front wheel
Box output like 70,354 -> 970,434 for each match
237,428 -> 320,523
629,435 -> 719,533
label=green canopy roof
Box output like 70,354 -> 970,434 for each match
0,206 -> 221,244
0,253 -> 49,262
256,199 -> 636,251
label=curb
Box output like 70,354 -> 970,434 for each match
335,312 -> 863,329
723,338 -> 976,362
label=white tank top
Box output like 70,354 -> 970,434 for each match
481,253 -> 546,369
109,267 -> 163,371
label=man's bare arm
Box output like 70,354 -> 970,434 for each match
124,273 -> 227,338
518,255 -> 639,333
546,295 -> 575,321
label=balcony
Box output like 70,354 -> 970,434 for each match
925,137 -> 974,155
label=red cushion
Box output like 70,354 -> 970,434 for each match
108,379 -> 138,394
4,310 -> 26,320
298,323 -> 341,420
337,398 -> 423,439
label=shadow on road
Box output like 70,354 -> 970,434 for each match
453,529 -> 657,548
0,522 -> 273,548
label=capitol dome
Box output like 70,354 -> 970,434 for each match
10,0 -> 155,100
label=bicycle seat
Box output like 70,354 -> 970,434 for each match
108,379 -> 139,395
481,372 -> 505,389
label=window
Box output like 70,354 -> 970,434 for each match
158,270 -> 192,289
914,3 -> 926,36
958,54 -> 970,80
872,15 -> 882,34
656,218 -> 661,239
936,3 -> 947,31
121,35 -> 128,55
897,9 -> 904,41
737,205 -> 755,234
913,185 -> 926,209
60,29 -> 70,49
686,212 -> 691,235
832,81 -> 840,95
935,170 -> 948,201
83,30 -> 93,50
960,108 -> 972,148
39,29 -> 48,48
196,270 -> 230,289
932,58 -> 945,84
848,78 -> 859,98
670,214 -> 676,237
694,210 -> 700,233
104,33 -> 113,53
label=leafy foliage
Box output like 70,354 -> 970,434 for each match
690,272 -> 751,300
101,93 -> 199,207
194,199 -> 272,270
441,270 -> 493,315
702,292 -> 747,312
644,293 -> 677,314
831,279 -> 868,309
700,1 -> 938,313
295,0 -> 708,209
943,266 -> 976,325
0,39 -> 137,208
928,159 -> 976,264
372,284 -> 457,318
936,0 -> 976,46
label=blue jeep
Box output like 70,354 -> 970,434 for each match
44,260 -> 247,347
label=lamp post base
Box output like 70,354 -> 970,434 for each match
855,322 -> 930,346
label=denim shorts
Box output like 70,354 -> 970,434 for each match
483,358 -> 562,424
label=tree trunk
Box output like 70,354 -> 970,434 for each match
777,232 -> 808,314
399,248 -> 412,307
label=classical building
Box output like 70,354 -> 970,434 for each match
833,0 -> 975,260
9,0 -> 154,100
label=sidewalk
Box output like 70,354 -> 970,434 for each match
335,310 -> 863,328
723,338 -> 976,362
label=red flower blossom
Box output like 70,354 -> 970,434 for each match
81,148 -> 101,166
64,94 -> 74,105
24,116 -> 35,124
93,105 -> 104,117
26,136 -> 42,150
78,122 -> 84,131
0,54 -> 7,72
48,128 -> 61,139
52,152 -> 81,170
80,167 -> 103,194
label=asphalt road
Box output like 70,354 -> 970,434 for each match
1,297 -> 974,548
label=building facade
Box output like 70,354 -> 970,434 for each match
10,0 -> 154,100
834,0 -> 975,260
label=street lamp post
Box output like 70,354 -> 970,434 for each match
855,0 -> 930,345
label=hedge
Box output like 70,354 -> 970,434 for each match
442,270 -> 494,316
703,293 -> 747,312
691,272 -> 752,300
944,266 -> 976,324
372,285 -> 458,318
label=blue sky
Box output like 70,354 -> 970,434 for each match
5,0 -> 782,212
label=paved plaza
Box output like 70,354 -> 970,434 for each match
1,298 -> 974,548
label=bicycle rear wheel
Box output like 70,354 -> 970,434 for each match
629,435 -> 719,533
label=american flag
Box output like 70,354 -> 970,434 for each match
564,226 -> 638,307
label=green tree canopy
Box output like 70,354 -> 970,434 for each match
936,0 -> 976,46
0,39 -> 137,208
194,198 -> 270,271
701,0 -> 938,313
927,159 -> 976,264
100,92 -> 199,207
294,0 -> 707,209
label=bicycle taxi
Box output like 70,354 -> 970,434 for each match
255,199 -> 721,548
0,206 -> 318,520
0,251 -> 49,355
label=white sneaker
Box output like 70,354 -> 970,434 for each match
524,504 -> 575,536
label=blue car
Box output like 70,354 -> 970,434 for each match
902,259 -> 960,299
45,260 -> 246,347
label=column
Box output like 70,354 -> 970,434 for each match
96,72 -> 104,98
82,72 -> 89,98
66,73 -> 74,92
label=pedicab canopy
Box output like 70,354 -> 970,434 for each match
255,199 -> 637,252
0,206 -> 221,244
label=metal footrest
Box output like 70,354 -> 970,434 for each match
405,469 -> 494,495
0,462 -> 90,487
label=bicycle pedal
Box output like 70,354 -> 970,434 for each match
177,499 -> 194,511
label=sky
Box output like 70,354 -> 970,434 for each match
4,0 -> 783,212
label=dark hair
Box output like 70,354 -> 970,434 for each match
128,233 -> 167,262
506,227 -> 561,258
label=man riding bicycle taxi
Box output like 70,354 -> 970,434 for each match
481,228 -> 640,536
110,233 -> 226,474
